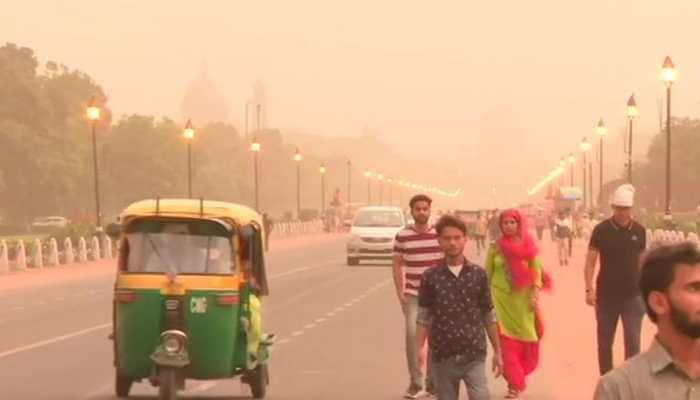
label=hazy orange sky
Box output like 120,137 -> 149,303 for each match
4,0 -> 700,200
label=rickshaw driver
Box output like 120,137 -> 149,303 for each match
239,234 -> 266,369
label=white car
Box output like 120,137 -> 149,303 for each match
346,206 -> 406,266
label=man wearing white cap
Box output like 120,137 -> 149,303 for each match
583,184 -> 647,375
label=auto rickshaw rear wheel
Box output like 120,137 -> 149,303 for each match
158,368 -> 177,400
249,364 -> 268,399
115,372 -> 133,398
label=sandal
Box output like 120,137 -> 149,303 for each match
505,388 -> 520,399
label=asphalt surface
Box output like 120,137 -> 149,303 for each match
0,232 -> 657,399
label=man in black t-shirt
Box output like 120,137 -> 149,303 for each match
584,184 -> 647,375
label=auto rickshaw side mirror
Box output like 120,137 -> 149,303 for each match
105,223 -> 123,238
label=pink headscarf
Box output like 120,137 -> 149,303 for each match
497,209 -> 540,290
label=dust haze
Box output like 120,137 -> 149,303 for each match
3,0 -> 700,209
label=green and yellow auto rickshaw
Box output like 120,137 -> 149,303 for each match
108,198 -> 273,399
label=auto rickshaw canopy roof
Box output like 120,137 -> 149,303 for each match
119,199 -> 262,227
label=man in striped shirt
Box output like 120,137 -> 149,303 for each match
393,194 -> 444,399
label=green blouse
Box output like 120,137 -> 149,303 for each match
485,244 -> 543,342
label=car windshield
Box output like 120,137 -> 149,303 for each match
353,210 -> 404,227
125,219 -> 235,275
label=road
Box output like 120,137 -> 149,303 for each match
0,232 -> 657,399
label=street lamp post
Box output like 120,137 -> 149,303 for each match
346,160 -> 352,205
558,158 -> 566,188
250,105 -> 262,211
661,56 -> 676,216
581,137 -> 592,210
377,174 -> 384,205
387,178 -> 393,205
626,95 -> 638,183
183,119 -> 195,198
86,98 -> 102,231
596,118 -> 607,204
568,153 -> 575,187
364,171 -> 372,204
320,163 -> 327,212
294,148 -> 302,218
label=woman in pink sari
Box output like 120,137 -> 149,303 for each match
485,209 -> 551,399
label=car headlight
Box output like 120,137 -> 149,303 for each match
160,330 -> 187,354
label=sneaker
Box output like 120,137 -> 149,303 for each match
404,385 -> 422,399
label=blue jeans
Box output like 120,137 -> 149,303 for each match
432,356 -> 489,400
595,296 -> 646,375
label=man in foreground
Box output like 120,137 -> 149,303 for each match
594,242 -> 700,399
417,215 -> 503,400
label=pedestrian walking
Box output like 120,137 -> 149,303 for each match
262,213 -> 273,251
474,211 -> 488,255
594,242 -> 700,399
485,209 -> 551,399
417,215 -> 503,400
584,184 -> 647,375
487,209 -> 501,243
393,194 -> 443,398
533,209 -> 547,241
553,211 -> 572,266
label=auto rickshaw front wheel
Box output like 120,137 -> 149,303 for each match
248,364 -> 269,399
158,368 -> 177,400
115,372 -> 132,398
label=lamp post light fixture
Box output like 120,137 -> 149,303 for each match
364,170 -> 372,204
294,148 -> 302,218
183,119 -> 195,198
346,159 -> 352,205
319,163 -> 327,213
387,178 -> 393,205
596,118 -> 607,206
568,153 -> 576,187
250,104 -> 262,211
625,95 -> 638,183
661,56 -> 676,216
86,97 -> 102,231
581,137 -> 592,210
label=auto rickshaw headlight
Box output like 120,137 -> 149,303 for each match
160,330 -> 187,354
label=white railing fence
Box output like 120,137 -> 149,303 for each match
0,219 -> 326,273
647,229 -> 700,247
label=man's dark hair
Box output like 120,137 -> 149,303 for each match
435,215 -> 467,236
639,242 -> 700,323
409,194 -> 432,210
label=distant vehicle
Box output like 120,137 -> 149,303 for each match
346,206 -> 406,266
31,216 -> 69,231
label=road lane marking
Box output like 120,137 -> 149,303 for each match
0,322 -> 111,360
303,323 -> 315,329
291,330 -> 304,336
314,318 -> 326,323
276,338 -> 292,345
78,382 -> 113,400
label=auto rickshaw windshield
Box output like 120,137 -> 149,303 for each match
124,219 -> 235,275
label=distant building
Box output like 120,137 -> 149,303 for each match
180,61 -> 230,125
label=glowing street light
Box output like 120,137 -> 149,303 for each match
596,118 -> 607,207
581,137 -> 592,209
294,148 -> 302,218
183,119 -> 195,198
568,153 -> 576,186
364,171 -> 372,204
626,95 -> 638,183
86,97 -> 102,231
319,163 -> 327,212
660,56 -> 676,216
